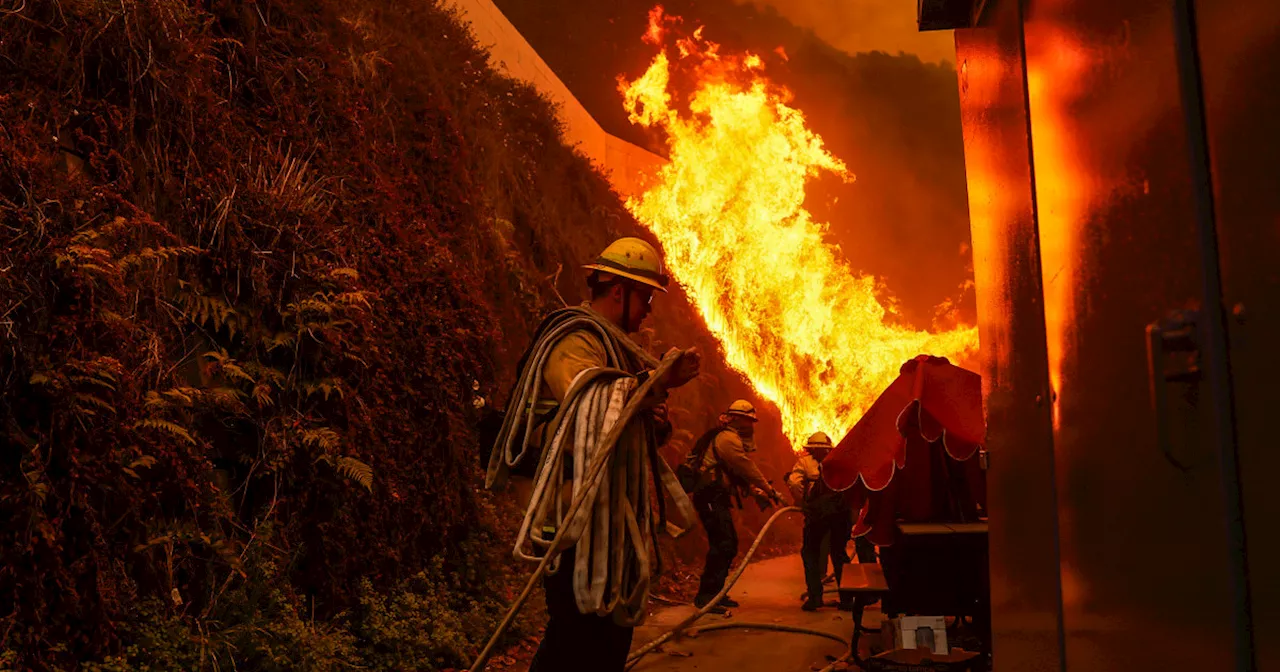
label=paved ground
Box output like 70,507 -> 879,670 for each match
629,554 -> 886,671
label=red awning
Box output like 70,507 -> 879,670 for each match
822,355 -> 986,545
823,355 -> 984,492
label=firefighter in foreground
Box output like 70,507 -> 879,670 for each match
787,431 -> 852,611
484,237 -> 701,671
684,400 -> 786,613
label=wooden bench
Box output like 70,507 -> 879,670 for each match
837,563 -> 892,665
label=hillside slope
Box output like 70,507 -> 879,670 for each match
0,0 -> 771,668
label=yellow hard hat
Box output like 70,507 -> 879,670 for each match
583,237 -> 670,292
803,432 -> 833,451
726,399 -> 758,422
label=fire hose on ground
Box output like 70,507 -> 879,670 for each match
471,496 -> 858,671
469,351 -> 858,671
624,505 -> 856,671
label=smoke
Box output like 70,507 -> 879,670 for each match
735,0 -> 957,64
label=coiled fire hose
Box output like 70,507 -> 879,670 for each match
471,341 -> 857,671
469,351 -> 681,672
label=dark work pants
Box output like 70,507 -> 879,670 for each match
693,486 -> 738,601
854,534 -> 878,563
801,508 -> 851,603
529,547 -> 634,672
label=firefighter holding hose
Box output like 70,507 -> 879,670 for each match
485,237 -> 701,671
686,400 -> 786,613
787,431 -> 852,611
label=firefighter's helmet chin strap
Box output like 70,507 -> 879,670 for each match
620,282 -> 633,334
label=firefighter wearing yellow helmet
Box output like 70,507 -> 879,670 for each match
787,430 -> 853,611
486,237 -> 700,671
581,237 -> 669,333
679,398 -> 784,613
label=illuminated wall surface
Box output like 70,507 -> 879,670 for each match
955,1 -> 1280,671
441,0 -> 666,196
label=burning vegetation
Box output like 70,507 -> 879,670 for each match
619,10 -> 979,448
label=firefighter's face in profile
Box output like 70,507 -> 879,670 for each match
808,446 -> 831,462
601,281 -> 653,333
625,284 -> 654,329
729,415 -> 756,438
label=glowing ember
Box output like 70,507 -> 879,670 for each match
619,9 -> 979,451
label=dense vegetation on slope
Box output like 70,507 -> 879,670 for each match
0,0 -> 770,668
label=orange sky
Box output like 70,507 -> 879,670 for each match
737,0 -> 957,64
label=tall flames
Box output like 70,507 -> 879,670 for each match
620,8 -> 979,450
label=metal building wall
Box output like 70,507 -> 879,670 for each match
954,0 -> 1064,670
953,0 -> 1280,670
1194,3 -> 1280,670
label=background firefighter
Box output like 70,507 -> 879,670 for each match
688,400 -> 786,613
787,431 -> 852,611
485,237 -> 701,671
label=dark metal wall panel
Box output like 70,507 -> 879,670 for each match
1194,3 -> 1280,669
954,1 -> 1064,670
1020,0 -> 1239,669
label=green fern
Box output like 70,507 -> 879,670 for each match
300,427 -> 342,452
72,393 -> 116,416
328,267 -> 359,282
317,454 -> 374,492
175,283 -> 239,335
68,374 -> 117,392
332,291 -> 371,309
251,384 -> 275,408
336,457 -> 373,492
69,216 -> 131,245
301,378 -> 345,401
162,387 -> 199,405
122,455 -> 157,480
119,245 -> 202,271
203,351 -> 257,387
134,419 -> 197,446
55,245 -> 121,282
261,331 -> 296,353
288,297 -> 335,318
242,362 -> 286,388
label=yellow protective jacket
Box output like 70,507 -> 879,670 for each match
541,330 -> 609,404
510,329 -> 611,511
699,429 -> 771,493
786,453 -> 822,504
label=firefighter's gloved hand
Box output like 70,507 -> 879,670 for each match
768,486 -> 787,506
749,486 -> 776,511
660,347 -> 701,390
751,491 -> 773,512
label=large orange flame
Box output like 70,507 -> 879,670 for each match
620,11 -> 979,451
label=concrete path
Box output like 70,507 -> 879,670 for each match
629,555 -> 885,671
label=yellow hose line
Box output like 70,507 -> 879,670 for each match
473,416 -> 851,672
685,620 -> 849,646
624,506 -> 807,668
